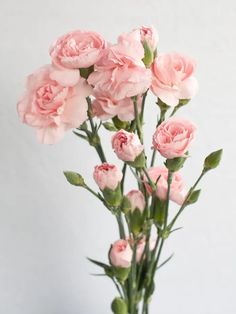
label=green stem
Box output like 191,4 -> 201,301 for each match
168,169 -> 206,230
86,97 -> 107,163
121,163 -> 127,194
116,213 -> 126,239
140,91 -> 148,124
129,241 -> 138,314
133,97 -> 143,143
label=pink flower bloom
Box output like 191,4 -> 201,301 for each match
112,130 -> 144,162
17,65 -> 92,144
50,30 -> 107,69
151,52 -> 198,106
152,118 -> 196,159
92,94 -> 142,121
128,236 -> 156,263
126,190 -> 145,212
145,166 -> 186,205
139,25 -> 159,51
109,239 -> 133,268
93,163 -> 123,191
88,30 -> 152,101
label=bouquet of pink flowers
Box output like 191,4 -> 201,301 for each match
17,26 -> 222,314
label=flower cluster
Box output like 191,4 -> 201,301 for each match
18,25 -> 222,314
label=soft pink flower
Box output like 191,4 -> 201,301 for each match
127,236 -> 156,263
152,118 -> 196,159
126,190 -> 145,212
109,239 -> 133,268
17,65 -> 91,144
88,30 -> 152,101
50,30 -> 107,69
93,163 -> 123,191
92,95 -> 142,121
151,52 -> 198,106
112,130 -> 144,162
145,166 -> 186,205
139,25 -> 159,51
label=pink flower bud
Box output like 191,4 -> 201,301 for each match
110,239 -> 133,268
144,166 -> 187,205
93,163 -> 122,191
152,118 -> 196,159
139,26 -> 159,51
112,130 -> 144,162
126,190 -> 145,212
136,237 -> 157,263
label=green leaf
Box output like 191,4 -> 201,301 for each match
87,258 -> 114,278
63,171 -> 85,187
111,297 -> 128,314
157,253 -> 174,270
204,149 -> 223,170
186,189 -> 201,205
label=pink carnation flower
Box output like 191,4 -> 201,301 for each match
93,163 -> 123,191
109,239 -> 133,268
152,118 -> 196,159
112,130 -> 144,162
145,166 -> 186,205
151,52 -> 198,106
17,65 -> 91,144
50,30 -> 107,69
88,30 -> 152,101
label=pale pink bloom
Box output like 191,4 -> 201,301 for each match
93,163 -> 123,191
17,65 -> 91,144
151,52 -> 198,106
112,130 -> 144,162
139,25 -> 159,51
92,94 -> 142,121
126,190 -> 145,212
152,118 -> 196,159
145,167 -> 186,205
50,30 -> 107,69
88,30 -> 152,101
110,239 -> 133,268
128,236 -> 156,263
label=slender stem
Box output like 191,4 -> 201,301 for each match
116,213 -> 126,239
121,163 -> 127,194
86,97 -> 107,163
133,97 -> 143,143
140,91 -> 148,124
168,170 -> 206,230
129,241 -> 138,314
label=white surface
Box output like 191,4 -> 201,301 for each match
0,0 -> 235,313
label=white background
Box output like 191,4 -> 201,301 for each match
0,0 -> 235,313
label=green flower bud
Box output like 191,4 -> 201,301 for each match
113,266 -> 131,284
111,297 -> 128,314
204,149 -> 223,171
103,122 -> 118,132
186,189 -> 201,205
63,171 -> 85,187
112,116 -> 130,130
120,196 -> 132,214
